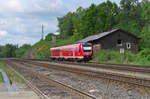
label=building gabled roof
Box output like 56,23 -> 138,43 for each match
78,29 -> 139,43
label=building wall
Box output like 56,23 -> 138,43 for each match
91,31 -> 138,53
52,35 -> 56,42
93,43 -> 102,51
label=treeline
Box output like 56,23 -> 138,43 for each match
57,0 -> 150,49
0,44 -> 31,58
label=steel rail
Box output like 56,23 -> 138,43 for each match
9,58 -> 150,88
20,58 -> 150,73
22,61 -> 150,88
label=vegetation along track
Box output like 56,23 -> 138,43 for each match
3,59 -> 97,99
6,58 -> 150,88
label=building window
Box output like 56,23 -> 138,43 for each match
126,43 -> 131,49
117,39 -> 122,46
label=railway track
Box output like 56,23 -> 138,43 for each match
6,58 -> 150,88
19,58 -> 150,73
2,58 -> 150,98
3,59 -> 97,99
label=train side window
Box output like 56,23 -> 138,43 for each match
65,49 -> 69,52
69,48 -> 72,52
65,49 -> 68,52
74,48 -> 78,52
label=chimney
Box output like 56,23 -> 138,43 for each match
108,24 -> 112,31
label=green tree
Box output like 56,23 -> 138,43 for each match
15,44 -> 31,57
1,44 -> 18,57
77,1 -> 119,38
57,12 -> 74,39
79,4 -> 97,37
72,7 -> 85,40
140,1 -> 150,49
95,1 -> 119,32
116,0 -> 143,35
45,33 -> 53,41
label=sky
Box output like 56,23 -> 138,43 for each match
0,0 -> 119,46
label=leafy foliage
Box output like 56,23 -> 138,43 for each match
0,44 -> 17,58
15,44 -> 31,58
91,50 -> 150,66
0,44 -> 31,58
45,33 -> 53,41
137,48 -> 150,61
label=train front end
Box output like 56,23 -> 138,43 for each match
81,43 -> 93,61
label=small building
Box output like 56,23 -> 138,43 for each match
52,34 -> 56,42
79,29 -> 140,53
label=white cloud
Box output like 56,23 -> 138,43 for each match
0,0 -> 64,13
0,30 -> 8,40
0,34 -> 39,46
8,0 -> 23,12
0,30 -> 8,36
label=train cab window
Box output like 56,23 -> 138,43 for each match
82,43 -> 92,53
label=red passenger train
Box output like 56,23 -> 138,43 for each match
50,43 -> 93,61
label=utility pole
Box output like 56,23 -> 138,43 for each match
41,24 -> 44,40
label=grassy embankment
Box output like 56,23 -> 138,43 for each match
91,49 -> 150,66
0,60 -> 24,83
27,37 -> 150,66
0,72 -> 3,83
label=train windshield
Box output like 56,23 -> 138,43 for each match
82,43 -> 92,53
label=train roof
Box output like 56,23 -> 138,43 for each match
50,43 -> 81,50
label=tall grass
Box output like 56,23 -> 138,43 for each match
0,73 -> 3,83
91,50 -> 150,66
0,61 -> 24,83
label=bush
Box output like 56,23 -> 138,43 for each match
137,48 -> 150,61
92,50 -> 136,64
15,44 -> 31,58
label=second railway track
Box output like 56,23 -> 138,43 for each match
20,58 -> 150,73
